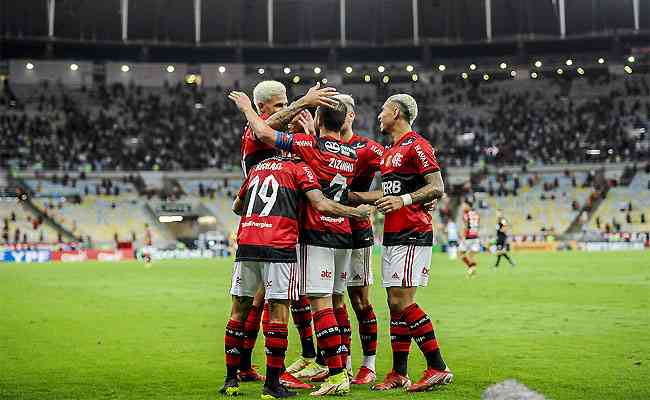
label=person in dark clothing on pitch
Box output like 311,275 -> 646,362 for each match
494,210 -> 516,268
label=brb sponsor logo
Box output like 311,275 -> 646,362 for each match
382,180 -> 402,195
320,270 -> 332,280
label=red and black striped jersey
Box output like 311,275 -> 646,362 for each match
346,133 -> 385,248
380,131 -> 440,246
464,210 -> 480,239
235,157 -> 321,262
240,113 -> 281,177
278,132 -> 358,248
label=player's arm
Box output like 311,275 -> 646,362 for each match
305,189 -> 371,220
232,196 -> 244,216
265,83 -> 340,131
347,190 -> 383,205
376,171 -> 444,214
229,91 -> 278,146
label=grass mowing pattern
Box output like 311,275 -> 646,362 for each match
1,251 -> 649,399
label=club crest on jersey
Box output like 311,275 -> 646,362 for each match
392,152 -> 403,167
401,136 -> 416,146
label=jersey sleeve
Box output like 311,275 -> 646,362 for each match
410,139 -> 440,175
288,133 -> 317,160
367,142 -> 385,173
294,162 -> 322,193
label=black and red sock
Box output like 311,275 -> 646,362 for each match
334,305 -> 351,369
225,319 -> 244,379
402,303 -> 446,371
390,311 -> 411,376
241,304 -> 263,371
263,322 -> 288,388
313,308 -> 344,375
290,296 -> 316,358
355,305 -> 378,357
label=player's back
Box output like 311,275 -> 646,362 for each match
289,133 -> 358,248
236,156 -> 320,261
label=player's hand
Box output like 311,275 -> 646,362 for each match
228,91 -> 253,112
298,110 -> 316,136
424,199 -> 438,212
302,82 -> 339,108
354,204 -> 372,220
375,196 -> 404,214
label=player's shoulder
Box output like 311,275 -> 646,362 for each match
349,134 -> 384,157
292,132 -> 316,148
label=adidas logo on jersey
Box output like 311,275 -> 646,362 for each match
353,274 -> 362,280
421,267 -> 430,275
226,348 -> 240,355
392,272 -> 400,279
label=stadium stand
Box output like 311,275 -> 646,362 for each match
1,202 -> 60,244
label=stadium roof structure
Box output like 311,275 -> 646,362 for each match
1,0 -> 649,64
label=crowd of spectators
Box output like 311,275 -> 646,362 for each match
1,73 -> 648,171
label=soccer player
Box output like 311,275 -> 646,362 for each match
142,223 -> 153,265
459,203 -> 480,276
229,91 -> 358,396
237,81 -> 339,386
221,155 -> 370,399
494,210 -> 516,268
347,94 -> 453,392
337,94 -> 383,384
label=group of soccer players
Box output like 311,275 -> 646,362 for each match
220,80 -> 452,398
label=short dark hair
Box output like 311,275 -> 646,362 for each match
318,100 -> 347,132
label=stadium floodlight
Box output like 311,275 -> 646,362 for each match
26,62 -> 34,70
438,64 -> 446,72
218,65 -> 226,73
258,68 -> 265,75
469,64 -> 477,71
500,62 -> 507,69
411,73 -> 418,82
557,68 -> 564,75
283,67 -> 291,74
314,66 -> 321,74
483,74 -> 490,81
121,65 -> 130,72
292,75 -> 300,84
406,65 -> 414,72
577,67 -> 585,75
363,74 -> 371,82
531,72 -> 538,79
627,56 -> 635,63
159,215 -> 183,223
597,57 -> 605,64
70,63 -> 79,71
534,60 -> 542,68
345,66 -> 353,74
586,149 -> 601,155
510,70 -> 517,77
166,65 -> 175,73
461,72 -> 469,80
377,65 -> 385,73
624,65 -> 633,74
382,75 -> 390,83
565,59 -> 573,66
321,78 -> 328,84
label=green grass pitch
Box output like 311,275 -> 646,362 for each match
1,251 -> 649,399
